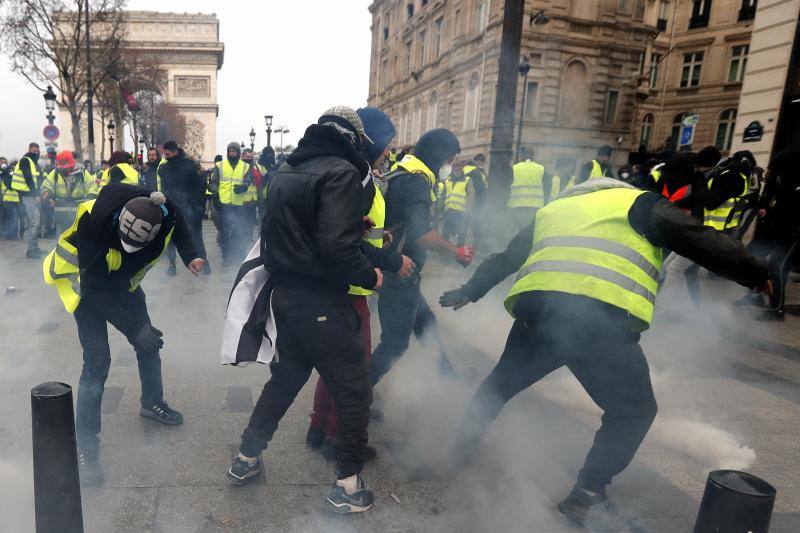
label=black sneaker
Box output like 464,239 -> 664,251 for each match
320,437 -> 377,462
326,475 -> 375,514
140,401 -> 184,425
78,453 -> 104,487
306,426 -> 326,449
167,264 -> 177,276
26,248 -> 43,259
557,487 -> 625,531
226,455 -> 262,486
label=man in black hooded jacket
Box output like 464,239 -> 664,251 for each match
227,106 -> 381,514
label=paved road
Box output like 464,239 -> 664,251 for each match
1,226 -> 799,532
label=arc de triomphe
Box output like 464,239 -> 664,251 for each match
57,11 -> 224,164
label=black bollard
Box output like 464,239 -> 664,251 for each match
31,382 -> 84,533
693,470 -> 776,533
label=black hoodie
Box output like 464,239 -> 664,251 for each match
74,184 -> 199,294
261,124 -> 377,292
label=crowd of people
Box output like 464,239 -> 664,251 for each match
6,103 -> 796,529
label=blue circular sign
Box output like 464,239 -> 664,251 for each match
43,124 -> 60,141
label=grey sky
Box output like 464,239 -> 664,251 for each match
0,0 -> 372,158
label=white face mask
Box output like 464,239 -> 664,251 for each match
439,164 -> 452,179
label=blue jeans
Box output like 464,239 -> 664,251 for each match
369,272 -> 450,385
2,202 -> 20,239
74,288 -> 163,456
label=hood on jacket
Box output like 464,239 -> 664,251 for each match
413,128 -> 461,179
287,123 -> 370,178
357,107 -> 396,166
259,147 -> 276,169
88,183 -> 162,240
108,151 -> 131,167
226,142 -> 241,165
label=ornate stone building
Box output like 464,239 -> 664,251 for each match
58,11 -> 224,164
367,0 -> 656,174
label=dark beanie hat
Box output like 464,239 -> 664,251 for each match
108,150 -> 131,166
696,146 -> 722,168
357,107 -> 396,166
413,128 -> 461,176
163,140 -> 179,151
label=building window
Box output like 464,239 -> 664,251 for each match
428,91 -> 439,130
604,90 -> 619,124
464,73 -> 481,130
407,2 -> 414,18
739,0 -> 757,21
650,53 -> 662,87
433,17 -> 444,59
524,81 -> 538,119
560,60 -> 591,127
640,113 -> 654,149
380,59 -> 388,91
405,41 -> 412,75
383,26 -> 389,41
728,45 -> 749,83
715,108 -> 737,151
659,0 -> 670,20
680,51 -> 704,88
689,0 -> 712,29
477,1 -> 489,33
418,30 -> 426,67
619,0 -> 628,11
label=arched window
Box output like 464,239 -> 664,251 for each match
640,113 -> 654,150
427,91 -> 439,130
670,112 -> 689,150
715,108 -> 737,152
560,60 -> 590,127
463,72 -> 481,131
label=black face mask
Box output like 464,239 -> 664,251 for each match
29,152 -> 40,162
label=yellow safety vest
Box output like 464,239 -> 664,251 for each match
217,159 -> 251,206
42,169 -> 95,203
242,161 -> 259,205
11,156 -> 40,192
506,184 -> 663,330
508,160 -> 546,208
100,163 -> 140,188
703,171 -> 749,231
552,174 -> 575,197
589,159 -> 609,180
2,180 -> 19,203
394,154 -> 437,202
349,183 -> 386,297
42,199 -> 173,313
463,165 -> 488,189
445,176 -> 470,212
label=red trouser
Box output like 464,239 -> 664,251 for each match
309,294 -> 371,438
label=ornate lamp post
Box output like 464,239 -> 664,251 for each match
107,120 -> 116,154
515,58 -> 531,163
264,115 -> 273,149
43,85 -> 58,166
249,127 -> 256,151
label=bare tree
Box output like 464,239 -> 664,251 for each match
0,0 -> 127,158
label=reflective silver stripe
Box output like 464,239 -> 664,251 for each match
55,206 -> 78,213
365,228 -> 384,240
531,236 -> 659,282
48,255 -> 81,295
705,215 -> 730,223
515,260 -> 656,304
55,244 -> 79,267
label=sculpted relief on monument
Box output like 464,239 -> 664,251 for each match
184,118 -> 206,160
175,75 -> 210,97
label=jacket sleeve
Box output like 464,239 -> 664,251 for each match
462,222 -> 535,301
694,171 -> 746,210
168,202 -> 201,265
577,162 -> 592,184
361,241 -> 403,272
208,165 -> 220,194
22,158 -> 36,190
316,169 -> 377,289
629,193 -> 768,288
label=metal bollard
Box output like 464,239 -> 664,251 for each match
31,382 -> 84,533
693,470 -> 776,533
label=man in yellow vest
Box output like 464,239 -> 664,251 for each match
241,148 -> 260,229
208,142 -> 253,266
41,150 -> 96,235
578,145 -> 614,184
98,151 -> 141,191
12,142 -> 44,257
508,147 -> 552,233
440,177 -> 771,528
1,156 -> 21,239
42,184 -> 205,486
442,160 -> 472,246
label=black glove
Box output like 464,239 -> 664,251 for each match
233,184 -> 249,194
440,287 -> 472,310
134,324 -> 164,352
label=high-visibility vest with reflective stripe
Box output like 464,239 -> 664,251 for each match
505,185 -> 663,330
217,160 -> 250,206
2,180 -> 19,203
42,169 -> 95,202
589,159 -> 608,180
463,165 -> 487,188
650,163 -> 664,185
100,163 -> 140,188
552,174 -> 575,197
445,176 -> 469,212
508,160 -> 546,208
243,161 -> 259,205
11,156 -> 40,192
349,183 -> 386,297
156,157 -> 166,191
703,171 -> 748,231
42,199 -> 173,313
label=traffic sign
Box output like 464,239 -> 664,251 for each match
679,124 -> 695,147
682,114 -> 700,127
743,121 -> 764,143
43,124 -> 60,141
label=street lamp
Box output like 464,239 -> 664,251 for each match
264,115 -> 273,149
276,126 -> 290,154
43,85 -> 58,166
515,58 -> 531,162
107,120 -> 116,153
240,141 -> 246,150
249,127 -> 256,151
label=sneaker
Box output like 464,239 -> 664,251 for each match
226,455 -> 262,486
320,437 -> 377,462
25,248 -> 43,259
167,264 -> 177,276
140,401 -> 184,425
756,309 -> 785,322
326,475 -> 375,514
78,453 -> 104,487
557,487 -> 625,531
369,407 -> 384,422
306,426 -> 326,449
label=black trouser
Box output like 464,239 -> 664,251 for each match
218,205 -> 252,264
74,288 -> 163,457
240,286 -> 371,479
768,237 -> 800,313
442,210 -> 467,246
456,307 -> 657,493
167,205 -> 207,266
